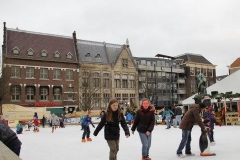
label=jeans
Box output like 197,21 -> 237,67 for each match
174,115 -> 182,127
165,116 -> 171,128
107,140 -> 119,160
139,132 -> 152,157
82,126 -> 90,139
209,130 -> 214,142
176,129 -> 192,154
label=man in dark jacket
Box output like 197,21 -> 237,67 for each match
0,120 -> 22,156
176,103 -> 207,158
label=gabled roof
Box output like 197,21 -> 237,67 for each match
230,57 -> 240,68
77,39 -> 123,65
175,53 -> 213,65
182,69 -> 240,105
5,28 -> 78,63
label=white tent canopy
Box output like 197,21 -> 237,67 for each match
182,69 -> 240,105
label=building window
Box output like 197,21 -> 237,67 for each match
41,50 -> 47,57
208,69 -> 213,77
129,75 -> 135,88
12,47 -> 20,55
53,87 -> 61,101
26,86 -> 35,101
93,93 -> 100,108
122,59 -> 128,68
40,86 -> 49,101
191,80 -> 195,93
115,74 -> 121,88
11,66 -> 20,78
54,52 -> 60,58
92,72 -> 100,87
203,68 -> 207,76
27,49 -> 34,56
122,74 -> 128,88
40,68 -> 48,79
103,73 -> 110,88
95,54 -> 101,59
197,68 -> 201,74
103,93 -> 110,108
82,72 -> 89,87
26,67 -> 34,78
66,69 -> 73,80
115,93 -> 121,102
68,87 -> 74,100
11,85 -> 21,101
53,69 -> 61,79
190,67 -> 195,76
85,53 -> 91,57
67,52 -> 72,59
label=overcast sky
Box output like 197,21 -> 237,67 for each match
1,0 -> 240,76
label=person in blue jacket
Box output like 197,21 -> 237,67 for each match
125,112 -> 133,127
81,111 -> 95,142
162,106 -> 174,129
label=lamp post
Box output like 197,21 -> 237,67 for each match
171,65 -> 173,107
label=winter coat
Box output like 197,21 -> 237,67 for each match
125,113 -> 133,121
50,116 -> 59,126
131,106 -> 155,133
93,111 -> 130,140
0,120 -> 22,146
179,104 -> 205,131
162,110 -> 174,118
207,113 -> 218,130
81,115 -> 94,127
175,107 -> 182,115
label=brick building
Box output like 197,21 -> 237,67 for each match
2,22 -> 79,115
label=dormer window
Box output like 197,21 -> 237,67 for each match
12,47 -> 20,55
27,48 -> 34,56
95,54 -> 101,59
41,50 -> 48,57
85,53 -> 91,57
66,52 -> 72,59
54,51 -> 60,58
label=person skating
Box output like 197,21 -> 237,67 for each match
93,99 -> 130,160
131,98 -> 155,160
50,113 -> 59,133
176,102 -> 207,158
81,111 -> 95,142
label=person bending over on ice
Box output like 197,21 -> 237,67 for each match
93,99 -> 130,160
131,98 -> 155,160
81,111 -> 95,142
176,102 -> 207,158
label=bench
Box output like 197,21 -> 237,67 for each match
0,141 -> 22,160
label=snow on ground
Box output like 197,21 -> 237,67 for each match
16,124 -> 239,160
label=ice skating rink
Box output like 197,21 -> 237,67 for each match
17,124 -> 240,160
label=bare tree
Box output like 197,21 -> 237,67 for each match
78,70 -> 102,111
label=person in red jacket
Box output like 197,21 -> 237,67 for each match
33,117 -> 40,132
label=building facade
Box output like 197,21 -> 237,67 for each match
134,54 -> 186,108
2,23 -> 79,115
175,53 -> 216,98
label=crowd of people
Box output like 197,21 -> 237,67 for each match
0,99 -> 225,160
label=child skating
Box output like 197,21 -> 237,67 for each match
81,111 -> 95,142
